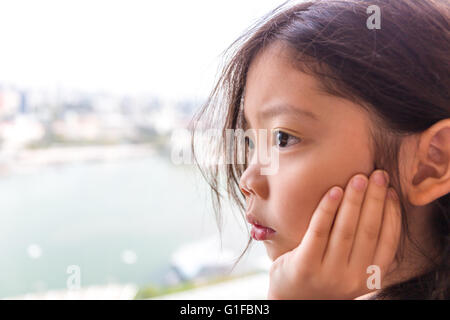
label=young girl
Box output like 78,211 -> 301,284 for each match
191,0 -> 449,299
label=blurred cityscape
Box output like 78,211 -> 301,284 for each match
0,83 -> 198,174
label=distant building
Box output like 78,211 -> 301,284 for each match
19,91 -> 28,114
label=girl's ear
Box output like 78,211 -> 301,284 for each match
406,119 -> 450,206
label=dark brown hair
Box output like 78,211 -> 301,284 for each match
191,0 -> 449,299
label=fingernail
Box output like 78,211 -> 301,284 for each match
329,187 -> 342,200
352,175 -> 367,191
373,170 -> 387,187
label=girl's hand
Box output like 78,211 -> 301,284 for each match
267,170 -> 402,300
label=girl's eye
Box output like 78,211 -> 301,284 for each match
244,136 -> 255,150
244,136 -> 255,162
274,130 -> 301,148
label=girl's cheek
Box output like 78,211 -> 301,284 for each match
272,172 -> 318,239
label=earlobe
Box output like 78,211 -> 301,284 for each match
408,121 -> 450,206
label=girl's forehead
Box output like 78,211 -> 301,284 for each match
241,42 -> 373,131
244,48 -> 325,105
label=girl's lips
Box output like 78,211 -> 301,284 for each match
246,213 -> 276,241
250,224 -> 276,241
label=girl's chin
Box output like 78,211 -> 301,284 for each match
264,241 -> 290,262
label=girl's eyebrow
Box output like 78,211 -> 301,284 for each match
243,102 -> 319,127
259,103 -> 319,122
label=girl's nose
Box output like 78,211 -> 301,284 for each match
239,163 -> 269,200
239,183 -> 252,198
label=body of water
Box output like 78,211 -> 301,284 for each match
0,152 -> 257,298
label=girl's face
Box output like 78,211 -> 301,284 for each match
240,42 -> 377,261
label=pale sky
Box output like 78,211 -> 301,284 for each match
0,0 -> 286,100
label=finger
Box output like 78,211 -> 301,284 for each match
294,186 -> 344,265
322,174 -> 368,266
349,170 -> 389,268
372,188 -> 402,277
